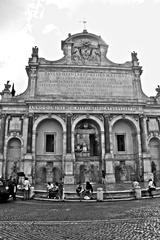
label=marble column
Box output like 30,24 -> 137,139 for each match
66,114 -> 72,154
104,115 -> 110,153
64,114 -> 74,184
3,116 -> 9,178
139,115 -> 151,181
139,115 -> 147,153
0,115 -> 6,177
27,116 -> 33,153
32,129 -> 36,184
104,115 -> 115,183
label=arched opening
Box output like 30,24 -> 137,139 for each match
6,138 -> 21,179
35,118 -> 63,186
149,137 -> 160,183
112,119 -> 139,182
74,119 -> 101,184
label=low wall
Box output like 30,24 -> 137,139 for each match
16,187 -> 160,200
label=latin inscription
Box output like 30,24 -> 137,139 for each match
37,71 -> 134,98
29,105 -> 141,113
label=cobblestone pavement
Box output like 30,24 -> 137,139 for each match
1,199 -> 160,239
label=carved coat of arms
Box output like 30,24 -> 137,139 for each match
72,40 -> 100,65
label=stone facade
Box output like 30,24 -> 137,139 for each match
0,29 -> 160,187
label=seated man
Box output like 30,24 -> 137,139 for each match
76,183 -> 83,197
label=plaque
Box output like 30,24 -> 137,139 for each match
9,117 -> 22,132
148,119 -> 159,132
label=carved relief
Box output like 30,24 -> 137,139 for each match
9,117 -> 22,132
71,40 -> 101,65
148,118 -> 159,132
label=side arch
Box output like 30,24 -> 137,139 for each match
5,137 -> 23,179
110,115 -> 141,182
33,115 -> 66,132
32,115 -> 66,185
148,137 -> 160,182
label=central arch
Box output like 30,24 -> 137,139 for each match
72,116 -> 104,184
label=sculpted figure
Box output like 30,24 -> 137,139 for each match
131,51 -> 138,62
32,46 -> 38,57
90,48 -> 101,63
4,80 -> 11,91
72,47 -> 82,64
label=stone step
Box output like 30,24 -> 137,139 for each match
16,187 -> 160,201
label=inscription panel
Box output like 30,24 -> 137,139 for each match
37,70 -> 134,98
29,105 -> 142,113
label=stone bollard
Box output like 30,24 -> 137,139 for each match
97,187 -> 104,201
134,186 -> 141,199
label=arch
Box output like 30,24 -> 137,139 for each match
148,135 -> 160,144
36,118 -> 63,155
110,115 -> 139,133
6,137 -> 22,179
32,115 -> 65,186
33,115 -> 66,133
148,137 -> 160,173
72,115 -> 103,184
111,116 -> 139,182
72,115 -> 104,132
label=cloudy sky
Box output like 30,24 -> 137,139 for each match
0,0 -> 160,96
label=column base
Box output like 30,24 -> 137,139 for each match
142,153 -> 152,182
105,154 -> 115,183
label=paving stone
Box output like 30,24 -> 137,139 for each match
0,199 -> 160,239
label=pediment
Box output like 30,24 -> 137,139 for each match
61,30 -> 110,66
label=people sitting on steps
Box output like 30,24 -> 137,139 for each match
76,181 -> 93,200
47,182 -> 60,199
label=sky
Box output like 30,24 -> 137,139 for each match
0,0 -> 160,97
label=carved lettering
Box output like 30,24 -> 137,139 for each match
29,104 -> 141,113
37,71 -> 134,98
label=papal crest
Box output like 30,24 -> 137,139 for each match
72,40 -> 101,65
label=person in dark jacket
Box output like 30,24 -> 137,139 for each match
8,176 -> 16,200
85,181 -> 93,198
